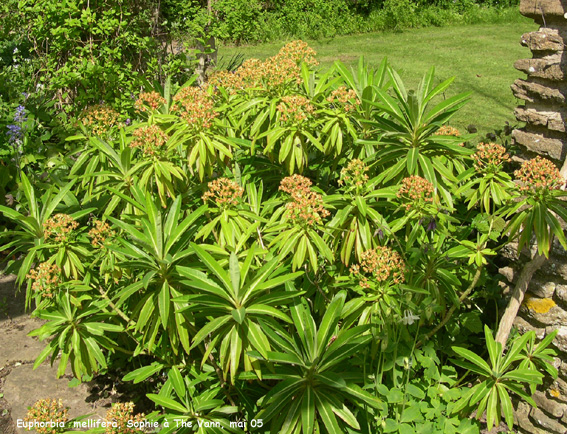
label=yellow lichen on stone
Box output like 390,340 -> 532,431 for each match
524,295 -> 556,314
550,388 -> 560,398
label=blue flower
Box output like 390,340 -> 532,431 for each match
14,106 -> 27,123
6,106 -> 27,147
7,123 -> 23,144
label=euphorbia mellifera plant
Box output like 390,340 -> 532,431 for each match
268,175 -> 333,271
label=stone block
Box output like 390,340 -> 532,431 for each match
521,295 -> 567,326
516,401 -> 548,434
528,279 -> 557,298
533,391 -> 567,418
557,285 -> 567,304
511,79 -> 567,104
552,325 -> 567,353
512,129 -> 566,160
499,266 -> 516,283
520,0 -> 567,18
515,56 -> 566,81
521,28 -> 565,51
516,316 -> 547,338
530,407 -> 567,433
552,377 -> 567,402
515,107 -> 566,131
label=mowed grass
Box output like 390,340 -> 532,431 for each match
219,19 -> 538,137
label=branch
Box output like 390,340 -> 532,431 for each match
495,251 -> 547,347
96,286 -> 149,355
418,265 -> 483,347
199,342 -> 236,407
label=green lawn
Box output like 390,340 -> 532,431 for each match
219,20 -> 538,137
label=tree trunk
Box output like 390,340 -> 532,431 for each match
195,32 -> 216,86
195,0 -> 217,85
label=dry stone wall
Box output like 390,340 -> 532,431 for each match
510,1 -> 567,432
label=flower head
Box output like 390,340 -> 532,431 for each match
202,178 -> 244,208
327,86 -> 359,112
401,310 -> 420,325
26,262 -> 61,299
349,246 -> 405,289
134,91 -> 166,112
275,40 -> 318,67
276,95 -> 314,123
514,156 -> 563,193
43,214 -> 79,243
6,105 -> 27,147
14,105 -> 27,123
172,87 -> 217,129
6,123 -> 23,145
396,176 -> 434,210
426,218 -> 437,232
472,142 -> 510,172
24,398 -> 68,434
130,125 -> 169,157
80,104 -> 121,136
339,159 -> 369,188
207,41 -> 318,94
279,174 -> 312,195
88,220 -> 115,248
262,56 -> 304,87
279,175 -> 329,226
105,402 -> 145,434
435,125 -> 460,137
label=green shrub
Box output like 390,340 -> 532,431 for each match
0,40 -> 559,434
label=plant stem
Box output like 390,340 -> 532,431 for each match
199,342 -> 237,407
96,286 -> 148,355
399,322 -> 421,422
418,265 -> 483,346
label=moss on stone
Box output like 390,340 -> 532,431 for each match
524,295 -> 557,314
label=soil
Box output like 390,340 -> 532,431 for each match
0,274 -> 110,434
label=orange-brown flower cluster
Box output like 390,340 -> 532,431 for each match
130,125 -> 169,157
277,95 -> 314,123
80,104 -> 120,136
434,125 -> 464,146
202,178 -> 244,208
472,142 -> 510,171
24,398 -> 68,434
327,86 -> 359,112
514,156 -> 564,192
26,262 -> 61,299
279,175 -> 330,226
262,56 -> 304,88
350,246 -> 405,289
339,159 -> 369,188
134,91 -> 166,112
396,176 -> 434,210
208,41 -> 318,93
276,40 -> 318,67
435,125 -> 460,137
88,220 -> 115,248
172,86 -> 218,129
208,70 -> 244,93
105,402 -> 145,434
43,214 -> 79,243
279,174 -> 313,194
